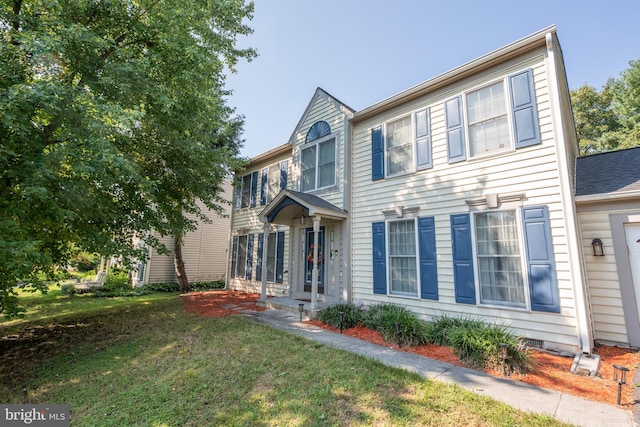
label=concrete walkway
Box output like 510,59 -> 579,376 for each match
237,307 -> 635,427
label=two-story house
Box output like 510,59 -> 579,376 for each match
228,26 -> 604,355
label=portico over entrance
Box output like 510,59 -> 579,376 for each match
258,189 -> 348,310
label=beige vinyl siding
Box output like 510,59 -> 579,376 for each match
291,92 -> 348,209
577,209 -> 629,344
146,182 -> 233,284
228,150 -> 292,296
350,52 -> 581,351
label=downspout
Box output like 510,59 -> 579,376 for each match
545,32 -> 593,354
343,114 -> 352,304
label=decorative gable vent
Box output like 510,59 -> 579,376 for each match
305,121 -> 331,143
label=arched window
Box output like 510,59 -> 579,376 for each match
305,121 -> 331,143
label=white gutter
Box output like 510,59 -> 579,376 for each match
545,32 -> 592,354
575,191 -> 640,204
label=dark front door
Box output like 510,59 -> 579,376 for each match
304,227 -> 324,293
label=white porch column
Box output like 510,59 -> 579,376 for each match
260,223 -> 270,301
310,216 -> 321,310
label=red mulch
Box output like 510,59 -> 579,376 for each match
182,291 -> 639,408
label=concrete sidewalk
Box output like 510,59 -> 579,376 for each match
238,307 -> 635,427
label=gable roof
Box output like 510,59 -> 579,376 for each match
288,87 -> 355,144
575,147 -> 640,198
259,189 -> 348,224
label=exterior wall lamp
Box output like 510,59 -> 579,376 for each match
592,238 -> 604,256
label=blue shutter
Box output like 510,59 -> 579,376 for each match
230,236 -> 238,278
280,160 -> 288,190
371,126 -> 384,181
372,222 -> 387,294
256,233 -> 264,281
451,214 -> 475,304
416,109 -> 432,169
522,206 -> 559,313
245,234 -> 254,280
445,96 -> 466,163
275,231 -> 285,283
260,169 -> 267,205
418,216 -> 438,300
509,69 -> 541,148
250,172 -> 258,208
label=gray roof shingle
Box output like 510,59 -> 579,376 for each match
575,147 -> 640,196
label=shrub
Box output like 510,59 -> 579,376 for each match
141,282 -> 180,292
103,269 -> 131,292
429,314 -> 534,375
60,284 -> 76,296
191,280 -> 225,291
319,303 -> 364,329
363,303 -> 430,347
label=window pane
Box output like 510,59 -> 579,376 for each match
475,212 -> 525,306
266,232 -> 276,282
267,164 -> 280,203
241,175 -> 252,208
467,82 -> 510,157
301,146 -> 316,192
318,139 -> 335,188
388,220 -> 417,296
386,116 -> 413,175
236,235 -> 248,278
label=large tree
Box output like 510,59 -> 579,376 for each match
571,58 -> 640,155
0,0 -> 255,316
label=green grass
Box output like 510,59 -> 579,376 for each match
0,294 -> 570,426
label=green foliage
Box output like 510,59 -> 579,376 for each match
72,253 -> 100,273
0,0 -> 255,317
191,280 -> 226,291
428,314 -> 534,375
141,282 -> 181,293
104,269 -> 131,291
60,284 -> 76,296
319,303 -> 364,329
571,57 -> 640,155
363,303 -> 430,347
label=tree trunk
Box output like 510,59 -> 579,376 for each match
173,235 -> 190,293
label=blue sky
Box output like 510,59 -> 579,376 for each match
225,0 -> 640,159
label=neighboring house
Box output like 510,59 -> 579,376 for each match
575,147 -> 640,347
133,181 -> 233,286
227,25 -> 634,354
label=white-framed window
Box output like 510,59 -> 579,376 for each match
387,218 -> 418,297
265,231 -> 278,282
301,134 -> 336,192
373,108 -> 431,180
261,160 -> 287,205
235,171 -> 257,210
473,210 -> 526,307
235,235 -> 248,278
445,68 -> 540,164
466,80 -> 511,157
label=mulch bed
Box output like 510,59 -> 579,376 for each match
182,290 -> 640,408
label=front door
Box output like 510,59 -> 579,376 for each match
625,223 -> 640,322
304,226 -> 324,293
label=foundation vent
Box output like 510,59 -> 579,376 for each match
525,338 -> 544,349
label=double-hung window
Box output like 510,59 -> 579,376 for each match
388,219 -> 418,297
235,172 -> 257,209
261,161 -> 288,205
301,135 -> 336,192
372,216 -> 438,300
450,205 -> 559,313
234,235 -> 248,278
231,234 -> 254,280
474,211 -> 525,307
445,68 -> 540,163
467,82 -> 511,157
371,108 -> 431,180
